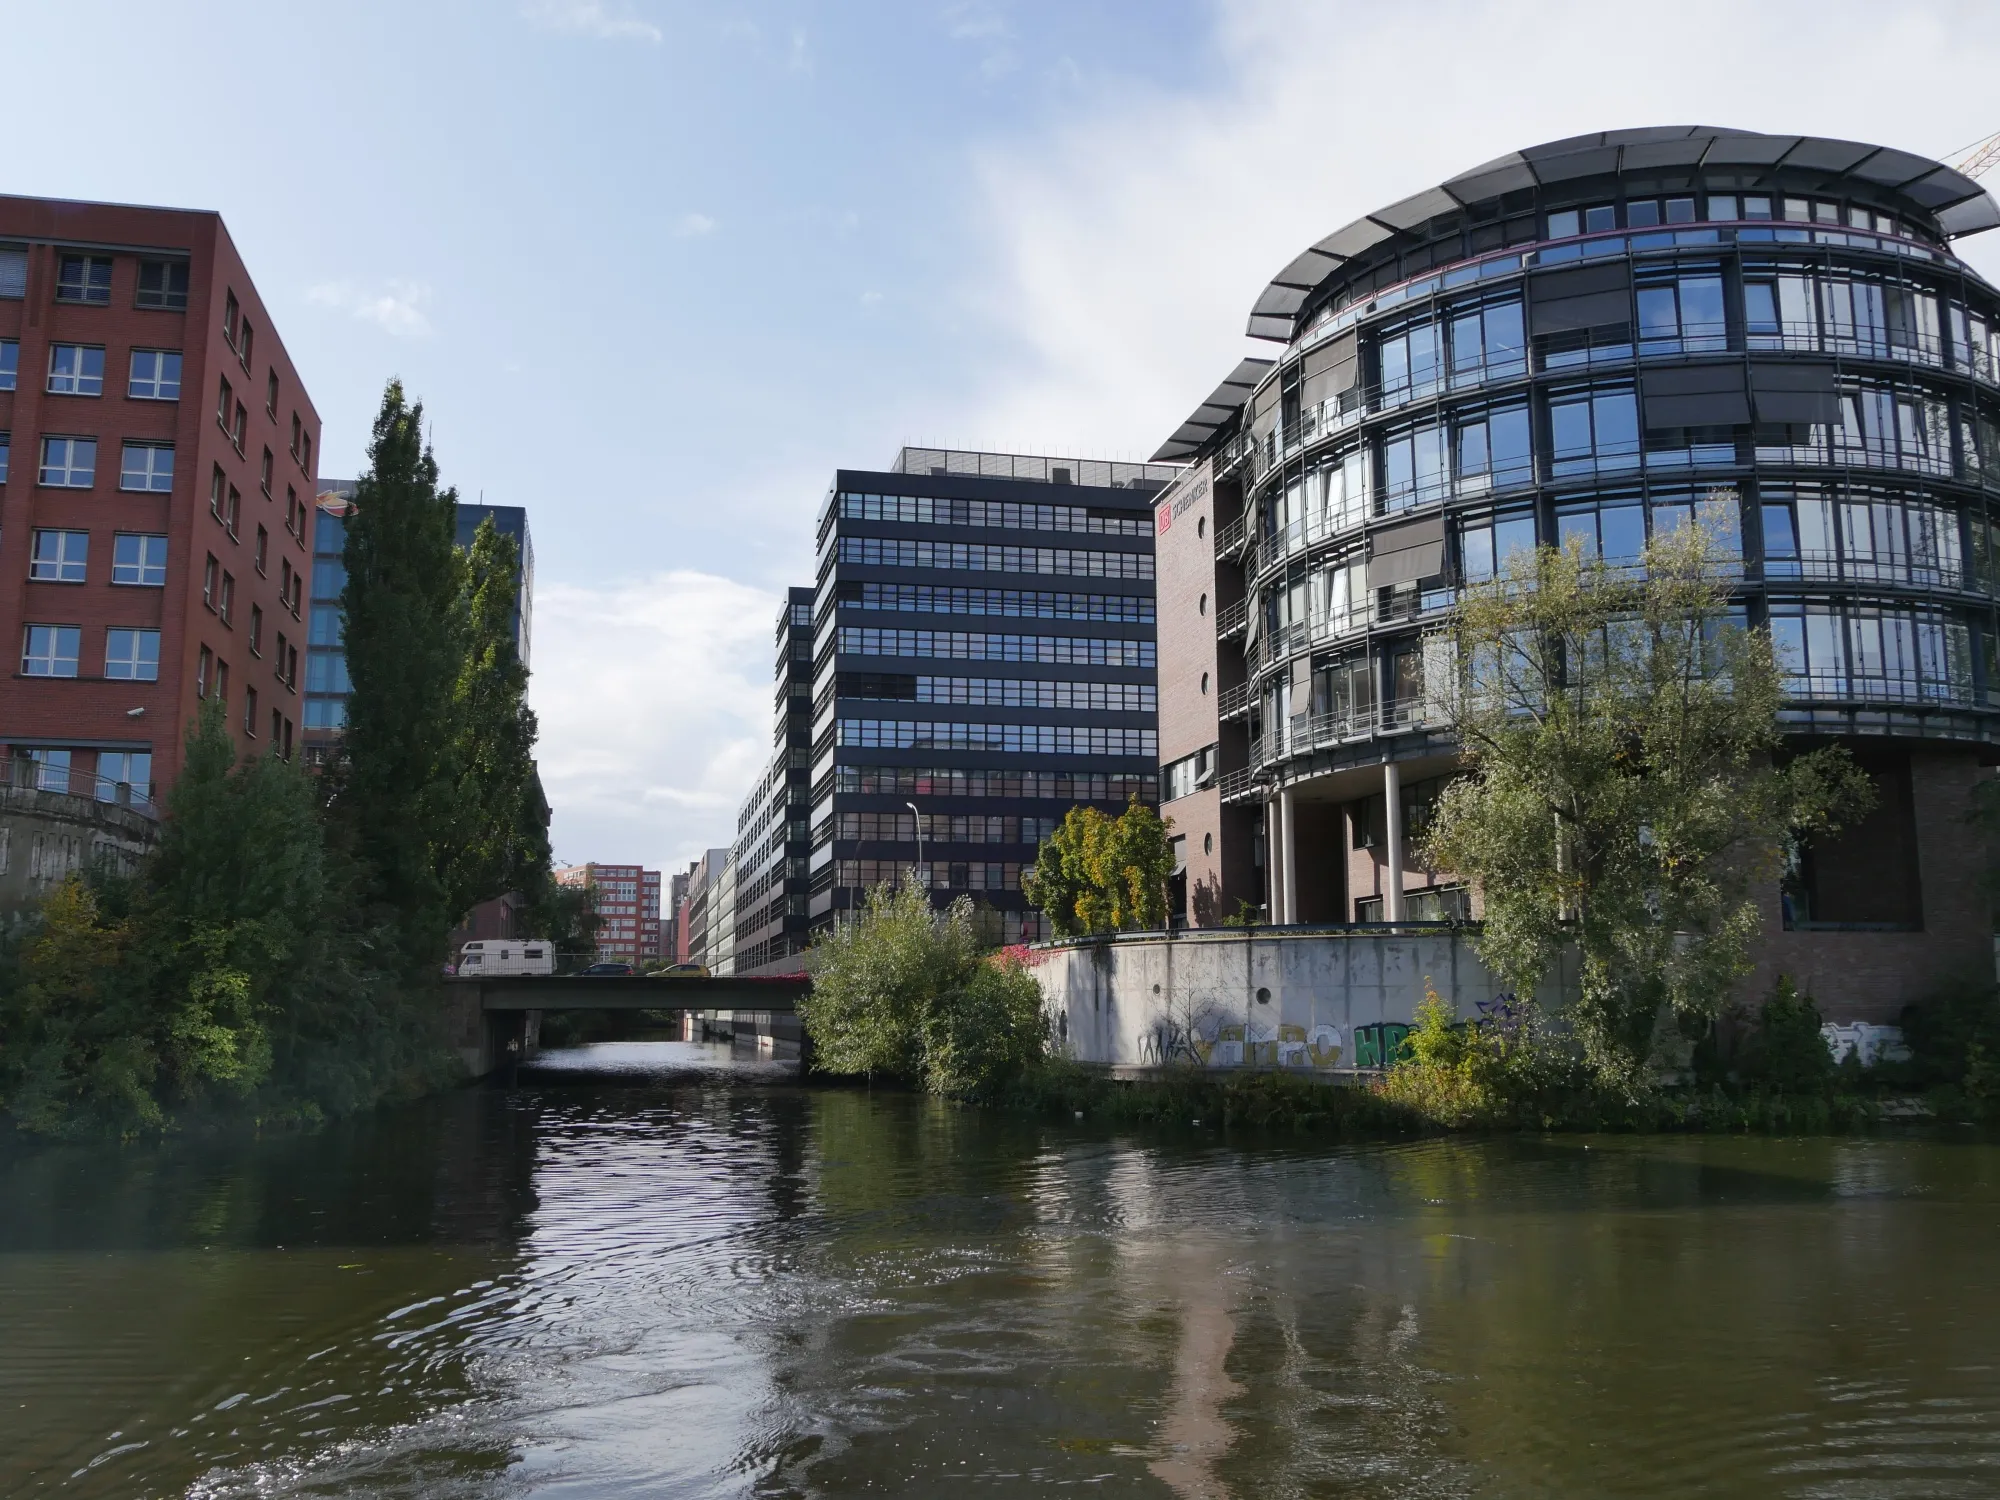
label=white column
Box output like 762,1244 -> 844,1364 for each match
1383,760 -> 1405,923
1264,798 -> 1279,922
1285,790 -> 1304,924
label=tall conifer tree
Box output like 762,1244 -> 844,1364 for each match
337,381 -> 464,969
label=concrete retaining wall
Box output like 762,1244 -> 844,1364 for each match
1030,926 -> 1573,1073
0,786 -> 156,928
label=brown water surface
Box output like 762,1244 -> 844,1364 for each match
2,1040 -> 1997,1497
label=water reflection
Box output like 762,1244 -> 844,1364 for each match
2,1046 -> 1997,1497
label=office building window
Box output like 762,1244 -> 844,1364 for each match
217,375 -> 234,432
255,525 -> 268,574
46,344 -> 105,396
1459,508 -> 1538,584
119,442 -> 175,492
56,254 -> 112,304
0,248 -> 25,298
215,658 -> 229,704
39,436 -> 96,487
0,432 -> 9,484
136,259 -> 189,309
305,650 -> 350,693
249,604 -> 264,655
29,529 -> 88,582
223,290 -> 240,345
245,686 -> 259,735
304,698 -> 347,730
112,533 -> 168,586
260,446 -> 273,494
309,604 -> 341,645
219,571 -> 235,626
1635,272 -> 1728,355
128,349 -> 182,400
232,401 -> 247,450
0,338 -> 16,391
1547,386 -> 1641,477
22,624 -> 81,677
97,751 -> 152,805
239,319 -> 254,371
22,749 -> 72,792
289,412 -> 301,458
104,628 -> 160,681
266,370 -> 279,416
197,644 -> 212,697
300,430 -> 312,474
203,553 -> 219,609
224,484 -> 241,537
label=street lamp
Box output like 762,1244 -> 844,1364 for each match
906,800 -> 925,893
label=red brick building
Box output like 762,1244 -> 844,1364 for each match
555,862 -> 662,965
0,196 -> 321,803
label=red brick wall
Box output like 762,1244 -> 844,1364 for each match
0,197 -> 322,794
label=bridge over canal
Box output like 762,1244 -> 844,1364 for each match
449,974 -> 812,1075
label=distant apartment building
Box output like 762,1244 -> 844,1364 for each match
0,196 -> 323,802
554,861 -> 659,965
665,869 -> 689,962
303,484 -> 533,760
683,846 -> 731,969
728,588 -> 816,975
795,447 -> 1175,943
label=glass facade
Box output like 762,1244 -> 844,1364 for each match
798,450 -> 1173,938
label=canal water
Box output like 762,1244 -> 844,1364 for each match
4,1041 -> 1999,1498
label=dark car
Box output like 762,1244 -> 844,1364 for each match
580,961 -> 636,977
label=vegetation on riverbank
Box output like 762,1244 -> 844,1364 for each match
0,383 -> 579,1139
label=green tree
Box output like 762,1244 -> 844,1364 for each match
1024,797 -> 1176,937
337,379 -> 465,971
1422,502 -> 1872,1091
436,516 -> 545,921
802,882 -> 1045,1096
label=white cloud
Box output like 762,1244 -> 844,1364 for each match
531,570 -> 778,870
860,289 -> 884,308
944,1 -> 1017,77
306,279 -> 434,338
519,0 -> 662,43
671,211 -> 717,238
949,0 -> 2000,463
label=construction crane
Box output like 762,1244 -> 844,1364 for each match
1947,130 -> 2000,181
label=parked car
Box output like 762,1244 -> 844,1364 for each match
660,962 -> 710,978
457,940 -> 554,977
580,961 -> 636,977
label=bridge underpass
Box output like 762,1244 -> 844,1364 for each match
450,975 -> 813,1075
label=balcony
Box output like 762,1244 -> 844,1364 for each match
1217,681 -> 1252,721
1215,513 -> 1249,562
1251,700 -> 1446,772
1215,597 -> 1248,640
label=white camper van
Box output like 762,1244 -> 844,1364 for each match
457,940 -> 555,977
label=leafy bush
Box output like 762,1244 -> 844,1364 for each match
1734,976 -> 1835,1095
1900,979 -> 2000,1121
1378,985 -> 1594,1127
802,882 -> 1046,1099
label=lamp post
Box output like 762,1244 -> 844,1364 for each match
907,800 -> 925,893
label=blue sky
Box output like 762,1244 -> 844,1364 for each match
12,0 -> 2000,875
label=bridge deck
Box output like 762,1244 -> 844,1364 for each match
457,974 -> 810,1012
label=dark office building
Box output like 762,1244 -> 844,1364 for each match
805,446 -> 1178,942
1154,125 -> 2000,1021
303,483 -> 533,759
729,587 -> 816,975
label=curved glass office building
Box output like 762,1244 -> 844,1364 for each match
1151,127 -> 2000,1018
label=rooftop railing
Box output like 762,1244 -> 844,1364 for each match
2,756 -> 158,818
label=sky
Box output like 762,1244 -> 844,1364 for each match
10,0 -> 2000,875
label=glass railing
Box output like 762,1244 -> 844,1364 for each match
1763,548 -> 1970,592
2,755 -> 157,816
1783,671 -> 1978,709
1251,700 -> 1444,770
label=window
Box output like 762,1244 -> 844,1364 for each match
22,624 -> 81,676
0,432 -> 9,485
219,571 -> 235,626
1378,317 -> 1443,402
0,338 -> 15,391
275,630 -> 289,685
96,751 -> 152,805
1448,299 -> 1526,386
223,290 -> 240,346
136,260 -> 189,309
286,485 -> 302,540
112,533 -> 168,586
274,706 -> 288,739
1556,498 -> 1645,564
197,644 -> 213,697
0,247 -> 24,298
215,658 -> 229,704
39,437 -> 96,487
283,558 -> 297,609
289,412 -> 301,459
1460,509 -> 1538,583
119,442 -> 174,492
1454,403 -> 1533,494
233,401 -> 247,450
1635,273 -> 1727,355
255,524 -> 269,574
1547,209 -> 1579,239
249,604 -> 264,654
225,484 -> 241,537
104,628 -> 160,681
238,319 -> 254,371
245,686 -> 259,734
22,748 -> 72,792
29,530 -> 88,582
305,650 -> 350,693
47,344 -> 106,397
203,553 -> 219,610
300,430 -> 312,475
1547,386 -> 1639,477
127,349 -> 182,400
1380,420 -> 1448,511
217,375 -> 234,432
309,604 -> 341,645
287,641 -> 299,689
260,446 -> 273,495
266,370 -> 279,416
56,255 -> 112,304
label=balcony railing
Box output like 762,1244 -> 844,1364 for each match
1215,513 -> 1249,561
1,755 -> 158,818
1215,597 -> 1248,640
1251,700 -> 1446,771
1217,681 -> 1252,720
1246,593 -> 1457,671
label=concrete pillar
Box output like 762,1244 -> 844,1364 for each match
1383,760 -> 1405,922
1280,786 -> 1299,926
1264,798 -> 1279,922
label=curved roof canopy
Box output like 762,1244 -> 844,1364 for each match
1244,126 -> 2000,343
